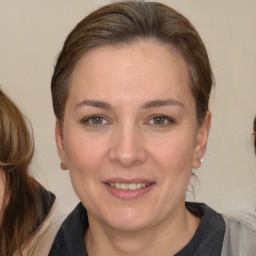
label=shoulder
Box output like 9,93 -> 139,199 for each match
222,213 -> 256,232
18,183 -> 67,256
48,202 -> 88,255
221,213 -> 256,256
21,200 -> 66,256
177,202 -> 225,256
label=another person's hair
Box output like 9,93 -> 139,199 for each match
253,116 -> 256,153
0,89 -> 44,256
51,0 -> 213,128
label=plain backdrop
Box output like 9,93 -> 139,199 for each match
0,0 -> 255,220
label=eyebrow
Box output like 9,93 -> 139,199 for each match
75,98 -> 184,110
75,100 -> 112,109
142,99 -> 184,109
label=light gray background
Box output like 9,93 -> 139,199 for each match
0,0 -> 255,218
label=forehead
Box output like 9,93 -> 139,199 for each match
68,39 -> 193,107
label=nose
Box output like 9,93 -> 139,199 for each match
108,124 -> 147,168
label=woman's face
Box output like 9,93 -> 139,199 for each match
56,40 -> 210,231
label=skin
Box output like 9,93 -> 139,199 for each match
0,168 -> 6,223
56,39 -> 211,256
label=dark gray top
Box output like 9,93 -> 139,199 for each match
49,202 -> 225,256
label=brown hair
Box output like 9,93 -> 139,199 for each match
0,89 -> 44,256
51,0 -> 213,127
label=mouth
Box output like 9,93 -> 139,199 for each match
103,180 -> 154,199
108,182 -> 150,190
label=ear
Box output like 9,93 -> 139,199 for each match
193,111 -> 211,169
55,120 -> 68,170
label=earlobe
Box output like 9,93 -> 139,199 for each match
193,111 -> 211,169
55,120 -> 68,170
61,162 -> 68,170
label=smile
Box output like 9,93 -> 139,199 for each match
109,183 -> 149,190
104,179 -> 154,199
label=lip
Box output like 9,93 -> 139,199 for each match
104,177 -> 154,184
103,178 -> 155,200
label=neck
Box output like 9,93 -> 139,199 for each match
85,203 -> 200,256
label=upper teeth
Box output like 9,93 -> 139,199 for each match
109,183 -> 148,190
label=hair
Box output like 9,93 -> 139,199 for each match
0,89 -> 44,256
51,0 -> 213,128
253,116 -> 256,153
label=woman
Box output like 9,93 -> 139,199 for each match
49,1 -> 256,255
0,89 -> 62,255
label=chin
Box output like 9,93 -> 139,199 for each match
109,220 -> 150,232
103,208 -> 153,232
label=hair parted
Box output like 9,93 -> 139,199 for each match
51,0 -> 213,127
0,89 -> 44,256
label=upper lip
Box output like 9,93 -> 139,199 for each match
103,178 -> 155,184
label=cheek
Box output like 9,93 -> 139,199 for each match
63,132 -> 110,191
64,135 -> 103,202
148,135 -> 196,209
64,128 -> 106,169
150,132 -> 196,171
149,132 -> 196,196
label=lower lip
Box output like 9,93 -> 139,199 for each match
104,183 -> 154,200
